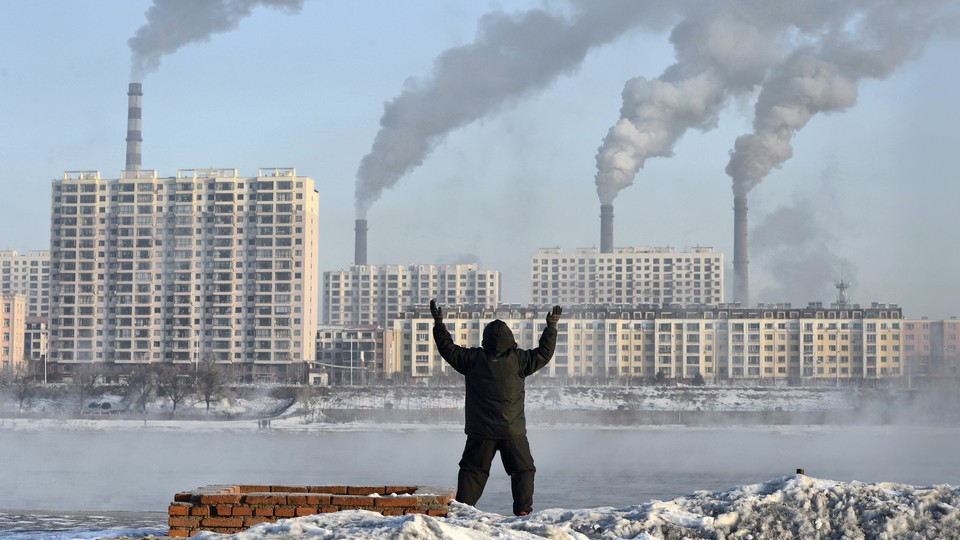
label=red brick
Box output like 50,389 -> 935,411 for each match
347,486 -> 385,495
202,516 -> 244,528
271,485 -> 309,493
168,504 -> 190,516
189,506 -> 210,516
200,494 -> 242,505
427,509 -> 449,516
287,494 -> 307,505
169,516 -> 201,528
385,486 -> 417,495
213,505 -> 235,516
332,495 -> 375,506
380,509 -> 405,516
244,516 -> 274,527
244,494 -> 287,505
274,506 -> 296,518
306,494 -> 331,505
173,493 -> 195,503
254,507 -> 275,517
231,506 -> 253,516
310,485 -> 347,494
375,496 -> 419,508
404,509 -> 427,515
209,528 -> 243,534
295,506 -> 318,517
238,485 -> 271,493
168,528 -> 191,538
318,506 -> 339,513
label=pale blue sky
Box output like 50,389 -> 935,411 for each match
1,1 -> 958,318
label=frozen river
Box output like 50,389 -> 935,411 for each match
1,424 -> 959,535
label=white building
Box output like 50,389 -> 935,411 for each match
531,246 -> 723,307
0,250 -> 50,318
323,264 -> 499,327
48,168 -> 319,382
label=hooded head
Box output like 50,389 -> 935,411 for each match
482,319 -> 516,355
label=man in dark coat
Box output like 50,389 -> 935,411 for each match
430,299 -> 562,516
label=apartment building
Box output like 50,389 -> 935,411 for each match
48,167 -> 319,381
903,318 -> 960,381
0,250 -> 50,318
1,295 -> 26,373
531,246 -> 723,307
323,264 -> 499,327
387,303 -> 904,383
315,325 -> 395,384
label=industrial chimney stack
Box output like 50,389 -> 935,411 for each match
354,219 -> 368,266
125,83 -> 143,171
600,204 -> 614,253
733,195 -> 749,305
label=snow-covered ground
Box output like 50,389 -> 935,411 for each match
175,474 -> 959,540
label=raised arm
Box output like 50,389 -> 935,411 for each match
519,305 -> 562,377
430,300 -> 472,374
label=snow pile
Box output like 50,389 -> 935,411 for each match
191,475 -> 960,540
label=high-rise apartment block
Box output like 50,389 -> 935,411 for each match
389,302 -> 903,382
531,246 -> 723,307
323,264 -> 499,327
1,295 -> 26,373
48,168 -> 318,381
0,250 -> 50,318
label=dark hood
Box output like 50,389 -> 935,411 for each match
482,319 -> 516,354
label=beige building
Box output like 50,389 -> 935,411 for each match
1,295 -> 26,373
49,168 -> 319,381
314,325 -> 394,385
386,303 -> 904,383
531,246 -> 723,308
0,250 -> 50,318
323,264 -> 499,327
903,318 -> 960,382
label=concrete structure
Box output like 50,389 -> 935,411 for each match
125,82 -> 142,171
388,302 -> 904,383
24,317 -> 48,380
323,264 -> 499,327
0,250 -> 51,318
48,168 -> 319,381
0,295 -> 26,373
315,325 -> 394,384
531,247 -> 723,308
903,318 -> 960,382
733,195 -> 749,305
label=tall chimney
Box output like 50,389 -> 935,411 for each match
354,219 -> 368,266
600,204 -> 614,253
733,194 -> 749,306
125,82 -> 143,171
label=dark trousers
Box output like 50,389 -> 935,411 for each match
456,434 -> 536,515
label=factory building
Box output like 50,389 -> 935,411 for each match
531,246 -> 723,308
48,167 -> 319,381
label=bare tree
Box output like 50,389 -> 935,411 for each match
196,359 -> 227,414
155,364 -> 194,416
10,366 -> 38,414
71,363 -> 102,415
126,364 -> 158,415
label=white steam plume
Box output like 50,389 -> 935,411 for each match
594,0 -> 867,205
354,0 -> 682,218
726,0 -> 960,197
129,0 -> 305,81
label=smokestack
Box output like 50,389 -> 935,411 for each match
354,219 -> 368,266
733,195 -> 749,305
600,204 -> 614,253
125,82 -> 142,171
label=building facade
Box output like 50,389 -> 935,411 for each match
1,295 -> 26,373
315,325 -> 394,385
48,168 -> 319,381
531,246 -> 723,308
903,318 -> 960,382
323,264 -> 499,327
0,250 -> 50,318
386,303 -> 904,384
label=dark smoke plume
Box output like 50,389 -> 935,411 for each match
726,0 -> 960,197
594,0 -> 867,205
129,0 -> 304,81
354,0 -> 681,218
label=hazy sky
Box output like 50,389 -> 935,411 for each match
1,0 -> 958,318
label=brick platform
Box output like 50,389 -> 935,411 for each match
168,484 -> 455,536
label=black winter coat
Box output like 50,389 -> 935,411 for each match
433,319 -> 557,439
